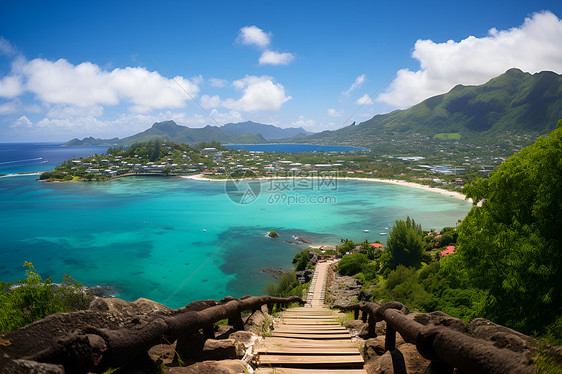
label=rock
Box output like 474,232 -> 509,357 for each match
167,359 -> 246,374
364,343 -> 430,374
411,311 -> 467,333
295,269 -> 313,284
89,297 -> 170,316
359,290 -> 372,301
309,252 -> 321,265
344,320 -> 366,330
202,339 -> 237,360
229,331 -> 257,357
363,337 -> 386,360
13,360 -> 65,374
148,342 -> 176,366
244,310 -> 271,335
175,333 -> 207,361
214,325 -> 236,339
327,271 -> 363,306
468,318 -> 536,353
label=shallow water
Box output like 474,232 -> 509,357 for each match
0,174 -> 471,308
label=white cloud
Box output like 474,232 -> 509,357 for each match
328,108 -> 342,117
46,104 -> 104,118
377,11 -> 562,108
237,26 -> 271,48
207,75 -> 291,112
259,50 -> 295,66
0,75 -> 23,98
355,94 -> 373,105
201,94 -> 222,109
0,57 -> 200,112
292,115 -> 315,130
208,77 -> 228,87
0,36 -> 17,56
343,74 -> 366,95
10,115 -> 32,128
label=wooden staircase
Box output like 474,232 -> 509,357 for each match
255,261 -> 366,373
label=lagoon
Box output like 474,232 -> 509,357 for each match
0,173 -> 471,308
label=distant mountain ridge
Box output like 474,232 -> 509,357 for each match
297,68 -> 562,145
63,121 -> 311,147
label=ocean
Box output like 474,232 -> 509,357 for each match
0,143 -> 472,308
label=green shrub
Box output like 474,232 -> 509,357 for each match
0,262 -> 92,333
338,253 -> 368,276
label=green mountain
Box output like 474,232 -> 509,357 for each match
222,121 -> 312,139
298,69 -> 562,146
63,121 -> 272,146
119,120 -> 267,145
63,136 -> 120,147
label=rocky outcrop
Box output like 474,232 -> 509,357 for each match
295,269 -> 313,284
327,271 -> 362,306
365,343 -> 430,374
167,359 -> 246,374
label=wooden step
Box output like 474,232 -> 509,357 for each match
258,354 -> 364,368
255,368 -> 366,374
272,330 -> 351,340
262,338 -> 359,348
280,319 -> 339,325
273,328 -> 349,335
257,345 -> 361,355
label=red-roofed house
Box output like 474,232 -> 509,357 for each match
441,245 -> 456,257
369,243 -> 385,249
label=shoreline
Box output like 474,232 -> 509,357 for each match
180,174 -> 472,203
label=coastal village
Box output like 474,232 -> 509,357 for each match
39,140 -> 506,191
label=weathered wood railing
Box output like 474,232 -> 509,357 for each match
334,301 -> 534,374
0,295 -> 303,373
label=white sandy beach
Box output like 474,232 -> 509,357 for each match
180,174 -> 472,203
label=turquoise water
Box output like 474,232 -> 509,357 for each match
0,175 -> 471,308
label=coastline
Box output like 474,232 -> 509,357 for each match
180,174 -> 472,203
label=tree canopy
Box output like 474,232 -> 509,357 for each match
455,122 -> 562,334
386,217 -> 424,270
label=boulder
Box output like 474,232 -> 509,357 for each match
13,360 -> 65,374
89,297 -> 170,317
202,339 -> 237,360
244,310 -> 271,335
365,344 -> 430,374
295,269 -> 313,284
148,342 -> 176,366
229,331 -> 257,357
410,311 -> 467,333
214,325 -> 236,339
468,318 -> 536,353
363,333 -> 407,360
167,359 -> 246,374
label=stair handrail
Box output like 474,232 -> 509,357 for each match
0,295 -> 303,373
334,301 -> 534,374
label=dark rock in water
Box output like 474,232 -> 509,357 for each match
88,285 -> 115,298
295,269 -> 313,284
293,235 -> 311,244
258,267 -> 285,280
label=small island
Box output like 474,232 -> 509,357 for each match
268,230 -> 279,238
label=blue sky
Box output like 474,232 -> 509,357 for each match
1,0 -> 562,141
